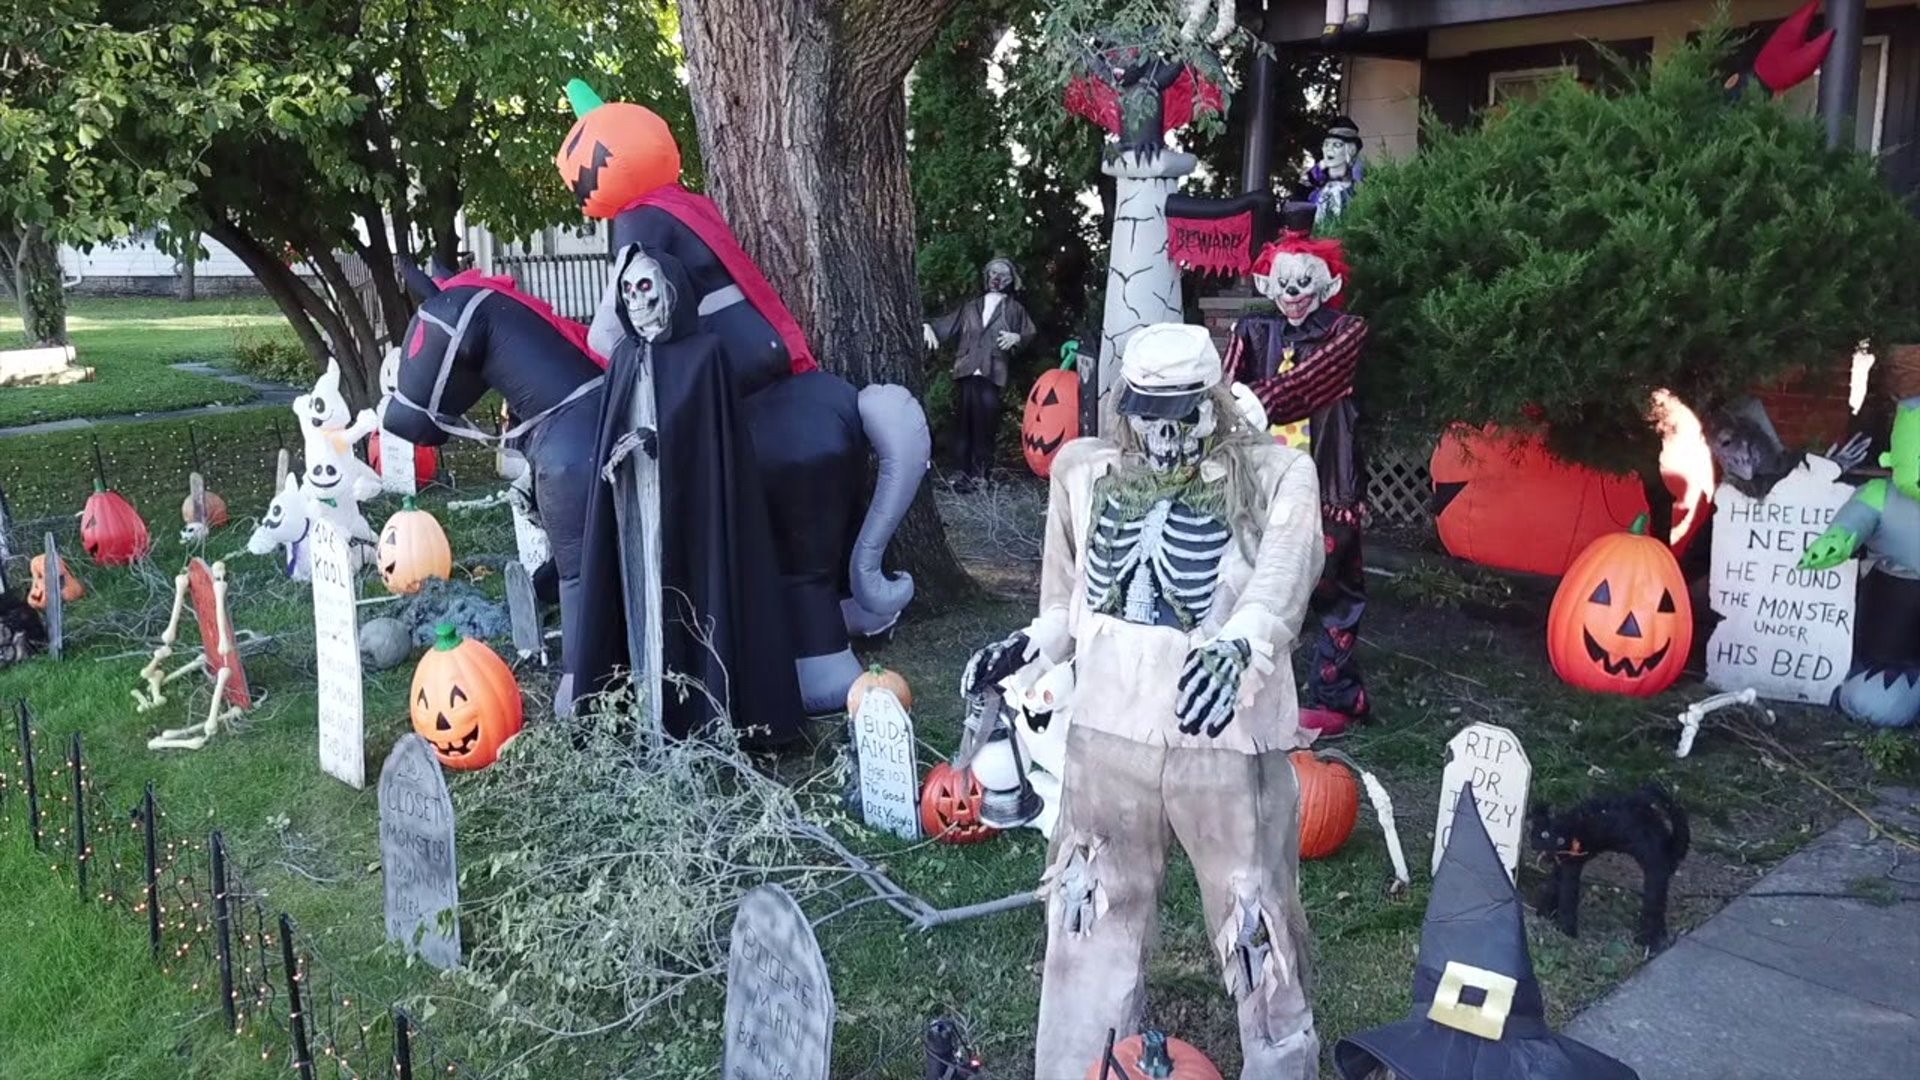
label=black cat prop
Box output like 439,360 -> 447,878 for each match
1530,784 -> 1690,951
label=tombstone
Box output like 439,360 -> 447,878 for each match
378,734 -> 461,969
310,519 -> 365,789
378,429 -> 418,497
504,561 -> 543,663
1706,454 -> 1858,704
187,559 -> 251,710
0,480 -> 14,568
722,885 -> 834,1080
509,497 -> 551,572
43,533 -> 63,661
851,688 -> 920,841
1432,722 -> 1530,881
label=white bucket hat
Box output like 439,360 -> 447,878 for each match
1118,323 -> 1222,420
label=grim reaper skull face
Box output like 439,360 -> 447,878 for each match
619,252 -> 673,341
1127,397 -> 1216,473
1257,251 -> 1341,326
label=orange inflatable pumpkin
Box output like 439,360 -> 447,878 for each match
81,484 -> 151,566
378,497 -> 454,595
1547,514 -> 1693,697
555,80 -> 682,220
847,664 -> 913,715
1022,345 -> 1081,477
1290,750 -> 1361,860
1084,1029 -> 1223,1080
27,553 -> 84,609
367,437 -> 440,484
410,624 -> 524,770
919,762 -> 1000,844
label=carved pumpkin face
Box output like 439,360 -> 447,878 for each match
1547,514 -> 1693,696
554,81 -> 681,220
409,624 -> 523,770
1290,750 -> 1360,860
81,485 -> 151,566
919,762 -> 1000,845
378,497 -> 453,595
1021,368 -> 1080,477
28,554 -> 84,609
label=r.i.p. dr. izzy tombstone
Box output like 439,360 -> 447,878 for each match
852,688 -> 919,841
722,884 -> 834,1080
378,734 -> 460,969
1707,454 -> 1858,704
1432,722 -> 1531,881
311,519 -> 365,788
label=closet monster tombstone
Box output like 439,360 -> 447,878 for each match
379,734 -> 461,970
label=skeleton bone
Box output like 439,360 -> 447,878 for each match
1676,687 -> 1767,758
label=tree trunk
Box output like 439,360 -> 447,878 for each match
14,226 -> 68,347
175,232 -> 197,301
678,0 -> 973,601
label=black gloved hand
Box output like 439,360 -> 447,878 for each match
1176,638 -> 1252,738
960,630 -> 1031,698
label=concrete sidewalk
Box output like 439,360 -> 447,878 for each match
1567,788 -> 1920,1080
0,362 -> 297,438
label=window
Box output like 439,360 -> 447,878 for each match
1487,65 -> 1577,107
1777,36 -> 1889,153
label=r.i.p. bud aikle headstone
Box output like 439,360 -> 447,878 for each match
1433,722 -> 1530,881
378,734 -> 460,969
722,884 -> 833,1080
852,688 -> 919,841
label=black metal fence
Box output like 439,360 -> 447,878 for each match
2,699 -> 485,1079
492,254 -> 606,322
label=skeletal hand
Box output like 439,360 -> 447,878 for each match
923,323 -> 940,351
1826,432 -> 1872,472
961,630 -> 1031,698
1176,638 -> 1251,737
995,330 -> 1021,351
1799,525 -> 1860,571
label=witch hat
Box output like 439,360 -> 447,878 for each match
1334,785 -> 1637,1080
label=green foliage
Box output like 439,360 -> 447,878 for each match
1339,27 -> 1920,474
1860,728 -> 1916,775
228,326 -> 311,385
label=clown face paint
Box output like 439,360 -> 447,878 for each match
1127,398 -> 1216,473
619,252 -> 674,341
1258,251 -> 1343,326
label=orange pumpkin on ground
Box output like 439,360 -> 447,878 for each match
378,497 -> 454,595
1290,749 -> 1362,860
1022,345 -> 1081,477
847,664 -> 913,715
81,484 -> 151,566
1547,514 -> 1694,696
555,80 -> 682,220
367,438 -> 440,484
1084,1029 -> 1223,1080
27,554 -> 84,609
410,624 -> 523,770
919,762 -> 1000,844
180,489 -> 230,530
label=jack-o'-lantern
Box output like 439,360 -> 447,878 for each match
1023,344 -> 1082,477
1083,1029 -> 1223,1080
919,762 -> 1000,844
378,497 -> 454,595
367,437 -> 440,484
81,483 -> 151,566
555,79 -> 681,220
27,554 -> 84,609
1290,749 -> 1361,859
410,624 -> 523,770
1547,514 -> 1693,696
847,664 -> 913,715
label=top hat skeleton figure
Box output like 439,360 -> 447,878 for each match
135,559 -> 261,751
964,322 -> 1326,1079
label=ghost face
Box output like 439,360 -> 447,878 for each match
619,253 -> 673,341
305,460 -> 344,493
1125,397 -> 1216,473
1257,251 -> 1341,326
294,360 -> 352,430
1319,136 -> 1358,176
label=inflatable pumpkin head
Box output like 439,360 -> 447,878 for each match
410,624 -> 524,769
1546,514 -> 1693,696
555,79 -> 681,220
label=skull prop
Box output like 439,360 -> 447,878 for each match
617,249 -> 675,341
1116,323 -> 1225,473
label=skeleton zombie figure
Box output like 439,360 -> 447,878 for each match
924,257 -> 1037,490
1304,115 -> 1364,226
964,322 -> 1325,1079
1225,212 -> 1371,735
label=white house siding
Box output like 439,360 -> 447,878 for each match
1343,56 -> 1422,163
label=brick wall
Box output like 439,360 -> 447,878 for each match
1751,354 -> 1858,451
1198,294 -> 1265,359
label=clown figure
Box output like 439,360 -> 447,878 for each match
964,323 -> 1324,1079
1225,214 -> 1371,734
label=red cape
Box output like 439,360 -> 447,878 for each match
438,268 -> 609,369
618,184 -> 818,374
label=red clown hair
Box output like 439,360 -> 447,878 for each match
1252,232 -> 1351,309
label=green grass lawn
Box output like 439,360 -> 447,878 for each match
2,412 -> 1910,1079
0,297 -> 290,428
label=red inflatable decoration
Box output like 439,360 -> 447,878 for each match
1429,395 -> 1713,578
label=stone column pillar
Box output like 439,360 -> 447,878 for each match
1097,149 -> 1198,424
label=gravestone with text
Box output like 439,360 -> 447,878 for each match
852,688 -> 919,841
722,885 -> 834,1080
378,734 -> 461,969
43,533 -> 63,661
378,430 -> 418,496
1432,722 -> 1530,881
1707,455 -> 1858,704
310,519 -> 365,788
